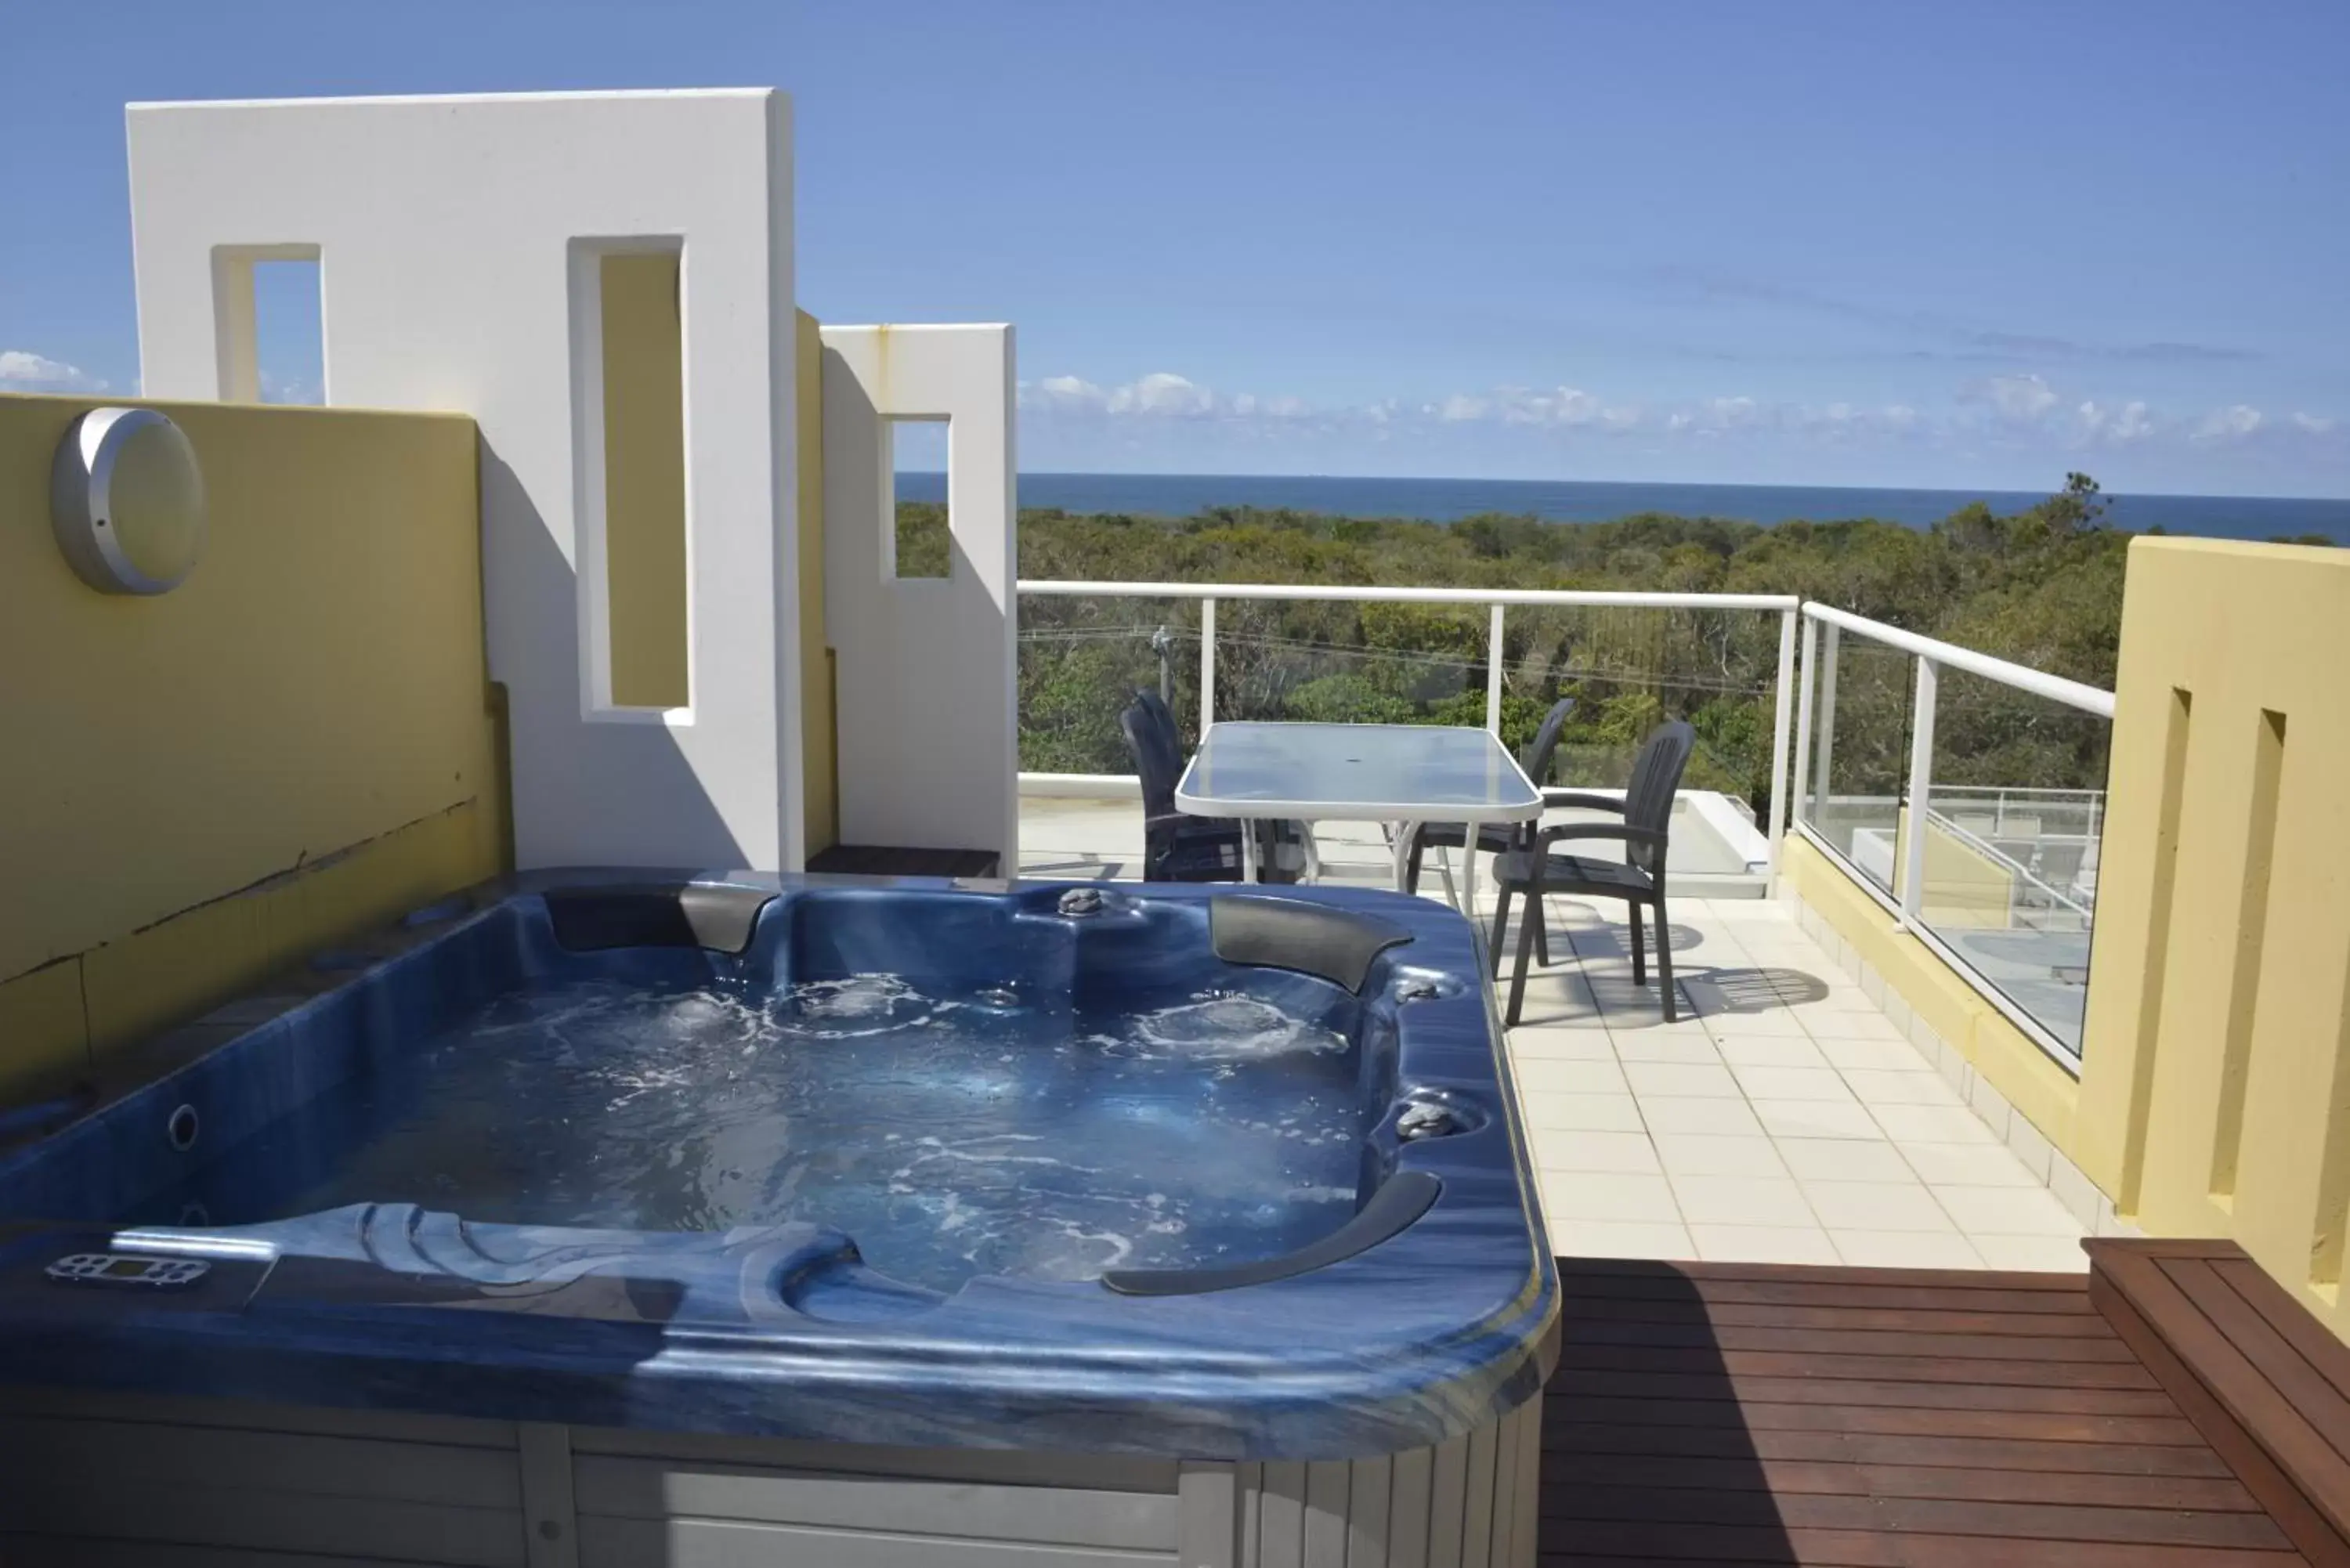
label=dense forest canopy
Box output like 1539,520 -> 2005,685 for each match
897,475 -> 2283,820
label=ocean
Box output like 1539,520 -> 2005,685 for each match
895,471 -> 2350,544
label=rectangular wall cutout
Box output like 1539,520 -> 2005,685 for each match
889,418 -> 950,580
599,251 -> 690,710
2120,687 -> 2193,1216
211,244 -> 321,404
2210,707 -> 2287,1204
252,259 -> 324,404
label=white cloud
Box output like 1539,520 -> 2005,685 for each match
1499,385 -> 1604,426
0,349 -> 105,392
1014,364 -> 2345,471
1026,374 -> 1108,410
2195,403 -> 2264,440
1021,370 -> 1323,426
2077,399 -> 2154,443
1106,372 -> 1216,417
1971,374 -> 2059,421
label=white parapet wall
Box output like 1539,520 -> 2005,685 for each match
125,89 -> 808,872
821,323 -> 1019,868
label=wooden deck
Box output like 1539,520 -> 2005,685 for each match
1542,1253 -> 2326,1566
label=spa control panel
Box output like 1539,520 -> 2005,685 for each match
45,1253 -> 210,1290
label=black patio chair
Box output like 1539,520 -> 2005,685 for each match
1489,719 -> 1695,1025
1133,686 -> 1180,753
1120,698 -> 1304,883
1403,696 -> 1578,896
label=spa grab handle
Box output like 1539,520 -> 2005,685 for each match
1099,1172 -> 1441,1297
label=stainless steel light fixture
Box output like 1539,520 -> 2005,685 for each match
50,407 -> 207,594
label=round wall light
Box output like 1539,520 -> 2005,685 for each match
50,407 -> 207,595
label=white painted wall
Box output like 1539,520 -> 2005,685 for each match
126,90 -> 805,872
821,325 -> 1018,867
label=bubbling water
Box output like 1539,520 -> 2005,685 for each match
140,971 -> 1368,1294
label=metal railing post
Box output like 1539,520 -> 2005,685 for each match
1900,655 -> 1938,930
1486,604 -> 1505,735
1765,607 -> 1798,881
1198,596 -> 1217,729
1789,612 -> 1818,839
1815,623 -> 1840,820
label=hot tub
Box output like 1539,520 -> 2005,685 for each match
0,873 -> 1556,1565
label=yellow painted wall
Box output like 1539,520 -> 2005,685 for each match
600,252 -> 690,710
0,392 -> 504,1103
797,309 -> 838,856
2071,537 -> 2350,1327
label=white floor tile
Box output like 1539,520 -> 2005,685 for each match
1813,1036 -> 1936,1074
1752,1099 -> 1885,1141
1803,1014 -> 1909,1042
1549,1217 -> 1695,1261
1518,1092 -> 1647,1134
1652,1134 -> 1788,1178
1669,1174 -> 1817,1227
1540,1170 -> 1683,1223
1967,1233 -> 2091,1272
1623,1062 -> 1743,1099
1731,1065 -> 1858,1103
1802,1180 -> 1956,1232
1900,1142 -> 2043,1187
1637,1097 -> 1767,1137
1507,1029 -> 1618,1061
1606,1014 -> 1718,1041
1830,1230 -> 1986,1268
1513,1058 -> 1631,1097
1702,1010 -> 1812,1039
1687,1223 -> 1841,1265
1534,1129 -> 1664,1174
1841,1069 -> 1965,1107
1712,1036 -> 1831,1069
1775,1138 -> 1915,1183
1870,1104 -> 1999,1145
1611,1034 -> 1725,1065
1932,1184 -> 2085,1237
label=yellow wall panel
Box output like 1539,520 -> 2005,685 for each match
0,965 -> 92,1105
2074,537 -> 2350,1329
0,392 -> 505,1090
600,253 -> 691,710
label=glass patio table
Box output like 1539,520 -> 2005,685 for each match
1173,721 -> 1543,910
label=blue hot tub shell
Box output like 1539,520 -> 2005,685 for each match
0,873 -> 1557,1461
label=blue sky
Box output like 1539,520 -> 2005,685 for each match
5,1 -> 2345,495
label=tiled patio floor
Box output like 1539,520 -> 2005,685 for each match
1020,794 -> 2088,1271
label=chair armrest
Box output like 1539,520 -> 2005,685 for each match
1541,789 -> 1628,814
1535,822 -> 1669,851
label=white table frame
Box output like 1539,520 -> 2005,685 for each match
1173,722 -> 1543,911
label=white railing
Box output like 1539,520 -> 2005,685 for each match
1791,602 -> 2114,1066
1017,580 -> 1803,867
1018,575 -> 2114,1062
